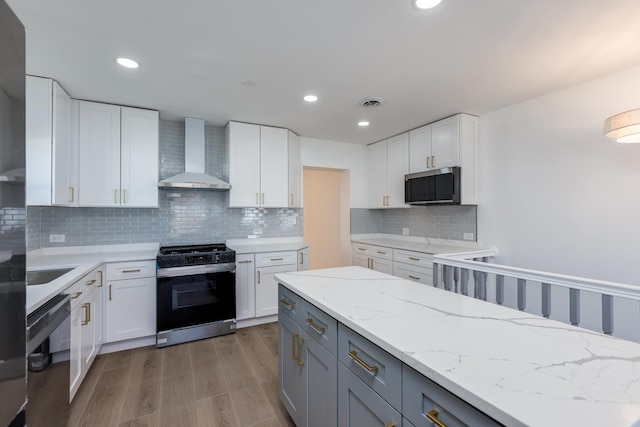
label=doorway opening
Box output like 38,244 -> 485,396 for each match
302,167 -> 350,270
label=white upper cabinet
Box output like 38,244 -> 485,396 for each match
431,115 -> 461,169
227,121 -> 294,208
368,133 -> 409,208
408,124 -> 432,174
26,75 -> 77,206
288,130 -> 302,208
78,101 -> 158,207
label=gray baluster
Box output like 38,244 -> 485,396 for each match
602,294 -> 613,335
495,275 -> 504,305
541,283 -> 551,318
453,267 -> 459,293
432,262 -> 439,288
460,269 -> 469,296
443,265 -> 453,291
569,288 -> 580,326
517,278 -> 526,311
477,267 -> 487,300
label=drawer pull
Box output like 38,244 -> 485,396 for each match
358,247 -> 366,251
97,271 -> 103,287
270,257 -> 284,261
347,350 -> 378,374
238,260 -> 252,264
122,269 -> 141,273
376,251 -> 386,254
306,318 -> 325,334
296,336 -> 305,366
280,298 -> 294,310
426,409 -> 448,427
86,279 -> 96,286
70,291 -> 82,299
384,424 -> 395,427
409,275 -> 421,281
409,257 -> 420,261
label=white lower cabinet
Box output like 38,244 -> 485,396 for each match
256,261 -> 297,317
350,243 -> 393,275
104,261 -> 156,343
236,253 -> 256,321
298,247 -> 310,271
69,266 -> 104,401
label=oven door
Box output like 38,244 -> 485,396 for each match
157,270 -> 236,333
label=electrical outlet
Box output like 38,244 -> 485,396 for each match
253,228 -> 262,235
289,217 -> 297,225
402,227 -> 409,236
49,234 -> 65,243
463,233 -> 474,241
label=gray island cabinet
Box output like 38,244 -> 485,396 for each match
276,266 -> 640,427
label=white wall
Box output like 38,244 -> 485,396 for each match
478,63 -> 640,285
300,137 -> 367,208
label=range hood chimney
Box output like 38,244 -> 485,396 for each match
158,118 -> 231,190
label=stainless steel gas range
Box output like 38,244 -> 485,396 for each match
156,244 -> 236,348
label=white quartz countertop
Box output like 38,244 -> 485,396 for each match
275,266 -> 640,427
226,238 -> 308,254
26,243 -> 159,315
351,236 -> 479,255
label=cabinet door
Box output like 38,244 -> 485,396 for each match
25,76 -> 53,206
260,126 -> 289,208
105,276 -> 156,343
371,257 -> 393,275
298,247 -> 310,271
367,141 -> 387,208
51,81 -> 77,206
409,124 -> 432,174
338,362 -> 401,427
256,264 -> 296,317
78,101 -> 121,206
94,268 -> 104,349
386,133 -> 409,208
301,330 -> 337,427
69,299 -> 83,401
228,121 -> 261,207
288,130 -> 302,208
235,254 -> 255,321
80,288 -> 98,372
120,107 -> 159,207
278,314 -> 304,425
352,253 -> 370,269
431,115 -> 460,169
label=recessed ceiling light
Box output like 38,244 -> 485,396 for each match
116,57 -> 139,69
358,121 -> 370,127
413,0 -> 442,10
303,95 -> 318,102
241,79 -> 257,87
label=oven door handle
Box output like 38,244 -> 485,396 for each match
157,263 -> 236,278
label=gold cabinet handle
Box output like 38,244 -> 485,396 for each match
238,260 -> 252,264
256,193 -> 259,205
358,247 -> 366,251
122,269 -> 141,273
114,189 -> 118,204
97,271 -> 103,287
385,424 -> 396,427
109,284 -> 112,301
81,303 -> 90,326
347,350 -> 378,373
370,258 -> 374,270
426,409 -> 448,427
68,187 -> 74,203
376,251 -> 386,255
270,257 -> 284,261
299,252 -> 304,265
292,333 -> 299,361
409,257 -> 420,261
290,194 -> 294,206
86,279 -> 96,286
296,336 -> 305,366
426,156 -> 431,169
409,275 -> 421,281
257,270 -> 261,284
70,291 -> 82,299
262,193 -> 265,204
367,258 -> 371,269
432,155 -> 436,168
306,318 -> 325,334
280,298 -> 294,310
123,189 -> 128,204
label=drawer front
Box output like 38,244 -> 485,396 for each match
393,262 -> 432,286
351,243 -> 372,257
278,284 -> 304,325
403,365 -> 502,427
338,324 -> 402,411
255,251 -> 297,267
394,249 -> 433,268
369,245 -> 393,260
106,260 -> 156,280
299,299 -> 338,356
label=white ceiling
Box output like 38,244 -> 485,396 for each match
7,0 -> 640,144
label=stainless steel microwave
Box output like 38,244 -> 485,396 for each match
404,167 -> 461,205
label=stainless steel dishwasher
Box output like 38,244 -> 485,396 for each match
26,294 -> 71,427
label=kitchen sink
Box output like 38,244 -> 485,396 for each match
26,268 -> 74,286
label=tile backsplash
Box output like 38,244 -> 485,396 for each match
351,205 -> 477,241
27,120 -> 302,250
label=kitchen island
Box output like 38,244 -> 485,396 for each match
275,266 -> 640,427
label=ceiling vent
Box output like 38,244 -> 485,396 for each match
359,97 -> 384,108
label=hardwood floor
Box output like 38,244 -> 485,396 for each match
68,323 -> 295,427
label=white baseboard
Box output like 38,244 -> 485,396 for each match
237,314 -> 278,329
99,336 -> 156,354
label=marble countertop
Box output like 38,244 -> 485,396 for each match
351,234 -> 481,255
226,237 -> 308,254
275,266 -> 640,427
26,243 -> 159,315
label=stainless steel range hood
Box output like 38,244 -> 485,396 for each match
158,118 -> 231,190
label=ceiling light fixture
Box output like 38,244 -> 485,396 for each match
116,57 -> 139,69
241,79 -> 257,87
358,121 -> 370,127
413,0 -> 442,10
604,108 -> 640,143
303,95 -> 318,102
